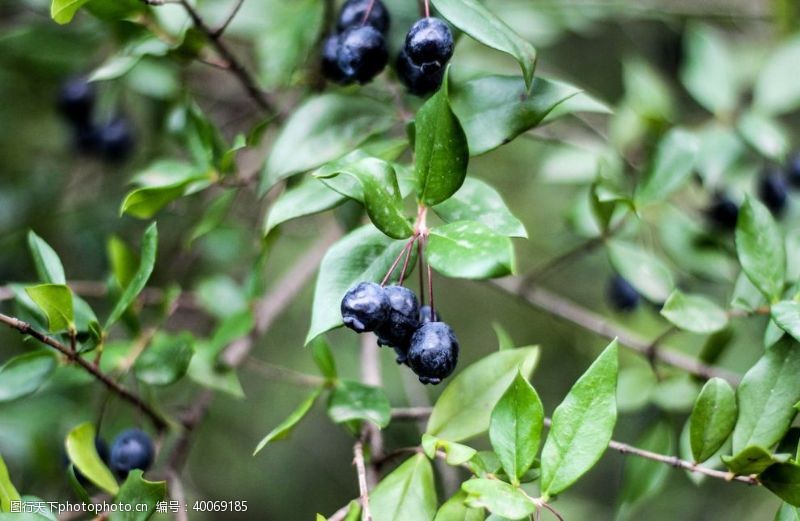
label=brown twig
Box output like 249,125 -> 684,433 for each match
354,439 -> 373,521
212,0 -> 245,38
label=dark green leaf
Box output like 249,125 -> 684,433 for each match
689,378 -> 737,463
736,196 -> 785,302
722,445 -> 789,475
618,421 -> 673,517
105,223 -> 158,330
607,240 -> 674,302
761,463 -> 800,507
434,490 -> 484,521
65,423 -> 118,495
0,453 -> 20,512
133,332 -> 195,386
188,189 -> 236,244
462,479 -> 536,519
371,454 -> 437,521
635,128 -> 698,205
25,284 -> 74,332
427,221 -> 514,279
109,470 -> 166,521
264,176 -> 345,235
0,352 -> 57,402
254,387 -> 322,455
328,380 -> 391,429
28,231 -> 66,284
433,178 -> 526,238
660,290 -> 729,334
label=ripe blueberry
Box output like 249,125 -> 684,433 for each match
407,322 -> 459,385
337,0 -> 390,34
376,285 -> 420,363
322,35 -> 352,84
337,26 -> 388,84
405,17 -> 454,70
109,429 -> 154,479
341,282 -> 390,333
706,192 -> 739,230
57,77 -> 95,127
396,49 -> 444,96
97,117 -> 134,162
786,153 -> 800,188
419,305 -> 440,324
607,275 -> 639,312
759,168 -> 788,215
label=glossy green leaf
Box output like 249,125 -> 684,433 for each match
427,221 -> 514,279
415,80 -> 469,206
421,435 -> 477,466
0,352 -> 57,402
306,225 -> 409,343
607,240 -> 674,302
254,387 -> 322,455
51,0 -> 91,24
489,372 -> 543,484
432,0 -> 536,87
754,36 -> 800,115
309,336 -> 337,379
105,223 -> 158,330
109,470 -> 166,521
732,338 -> 800,454
760,463 -> 800,507
680,24 -> 739,116
618,421 -> 673,517
689,378 -> 737,463
541,340 -> 619,497
261,94 -> 394,192
327,380 -> 391,429
25,284 -> 74,332
427,347 -> 540,442
133,332 -> 195,386
65,423 -> 118,495
434,490 -> 483,521
449,75 -> 579,155
0,453 -> 20,512
660,290 -> 729,334
722,445 -> 789,475
462,479 -> 536,519
736,196 -> 785,302
772,302 -> 800,343
736,111 -> 790,162
264,176 -> 345,235
27,231 -> 65,284
371,454 -> 437,521
107,236 -> 138,290
433,178 -> 526,238
120,161 -> 211,219
635,128 -> 698,205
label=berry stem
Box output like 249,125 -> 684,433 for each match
398,236 -> 416,285
417,240 -> 426,307
361,0 -> 377,24
381,238 -> 416,287
424,0 -> 431,17
427,258 -> 435,317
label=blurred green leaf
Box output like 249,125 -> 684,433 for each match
105,223 -> 158,330
428,221 -> 514,279
421,434 -> 477,466
635,128 -> 698,205
264,177 -> 345,235
25,284 -> 74,332
254,387 -> 322,455
689,378 -> 737,463
107,236 -> 138,290
328,380 -> 391,429
434,490 -> 484,521
660,290 -> 729,334
189,190 -> 236,244
109,470 -> 166,521
134,332 -> 194,386
187,341 -> 245,398
607,240 -> 674,302
309,336 -> 337,379
28,231 -> 65,284
736,196 -> 785,302
736,111 -> 790,162
771,302 -> 800,343
462,479 -> 535,519
754,35 -> 800,115
121,161 -> 212,219
618,421 -> 673,519
776,502 -> 800,520
65,423 -> 118,495
51,0 -> 91,24
0,453 -> 20,512
0,352 -> 57,402
371,455 -> 436,521
434,178 -> 526,238
680,24 -> 739,116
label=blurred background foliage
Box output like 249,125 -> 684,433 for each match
0,0 -> 798,519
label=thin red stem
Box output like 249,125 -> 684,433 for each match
381,239 -> 416,287
399,237 -> 416,285
424,0 -> 430,17
362,0 -> 377,24
417,240 -> 426,307
427,257 -> 434,317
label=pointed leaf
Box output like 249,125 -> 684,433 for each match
371,454 -> 437,521
680,24 -> 739,116
25,284 -> 74,332
635,128 -> 699,205
65,423 -> 118,495
109,470 -> 166,521
689,378 -> 737,463
607,240 -> 674,302
28,232 -> 66,284
105,223 -> 158,329
660,290 -> 729,334
264,176 -> 345,235
133,332 -> 195,386
427,221 -> 514,279
0,352 -> 57,402
51,0 -> 91,24
254,387 -> 322,455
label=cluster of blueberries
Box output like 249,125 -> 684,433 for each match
73,429 -> 154,486
341,281 -> 458,384
57,77 -> 135,162
322,0 -> 455,96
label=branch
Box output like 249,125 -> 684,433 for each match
212,0 -> 245,38
0,313 -> 167,431
489,278 -> 741,384
354,439 -> 373,521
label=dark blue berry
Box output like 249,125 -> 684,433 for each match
419,305 -> 440,323
57,77 -> 95,127
405,17 -> 454,69
706,192 -> 739,230
322,35 -> 352,85
786,153 -> 800,188
109,429 -> 154,479
759,168 -> 788,215
407,322 -> 459,385
97,117 -> 134,162
341,282 -> 390,333
71,124 -> 100,154
376,286 -> 419,362
607,275 -> 639,312
337,26 -> 388,84
337,0 -> 390,34
396,49 -> 444,96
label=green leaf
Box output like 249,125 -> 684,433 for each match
689,378 -> 737,463
65,423 -> 118,495
415,80 -> 469,206
427,221 -> 514,279
426,347 -> 540,442
306,225 -> 409,343
107,236 -> 138,290
25,284 -> 74,332
433,178 -> 526,238
254,387 -> 322,455
680,24 -> 739,116
737,111 -> 790,162
309,336 -> 337,379
461,479 -> 536,519
762,463 -> 800,507
449,75 -> 580,155
371,454 -> 437,521
431,0 -> 536,87
754,36 -> 800,115
28,231 -> 66,284
736,196 -> 785,302
776,502 -> 800,521
328,380 -> 391,429
635,128 -> 699,205
540,340 -> 619,497
105,223 -> 158,330
422,434 -> 477,466
722,445 -> 789,475
618,421 -> 673,518
133,332 -> 195,386
607,240 -> 674,302
489,372 -> 543,484
0,352 -> 57,402
109,470 -> 166,521
660,290 -> 729,334
188,189 -> 236,244
261,94 -> 395,193
120,161 -> 211,219
264,176 -> 345,235
732,338 -> 800,454
772,302 -> 800,343
0,453 -> 20,512
187,341 -> 244,398
51,0 -> 91,24
434,490 -> 484,521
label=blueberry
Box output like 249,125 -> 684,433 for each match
419,305 -> 440,323
407,322 -> 459,385
97,117 -> 134,162
405,17 -> 454,69
786,153 -> 800,188
70,437 -> 109,487
706,192 -> 739,230
607,275 -> 639,312
109,429 -> 154,479
759,168 -> 788,215
396,49 -> 444,96
337,0 -> 390,34
337,26 -> 388,84
341,282 -> 390,333
57,77 -> 95,127
71,124 -> 100,154
376,286 -> 419,362
321,35 -> 352,85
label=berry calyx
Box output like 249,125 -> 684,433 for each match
337,26 -> 389,84
337,0 -> 390,34
759,168 -> 788,216
396,49 -> 444,96
407,321 -> 459,385
109,429 -> 154,479
706,192 -> 739,230
341,281 -> 390,333
57,77 -> 95,127
607,275 -> 639,312
405,17 -> 454,70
